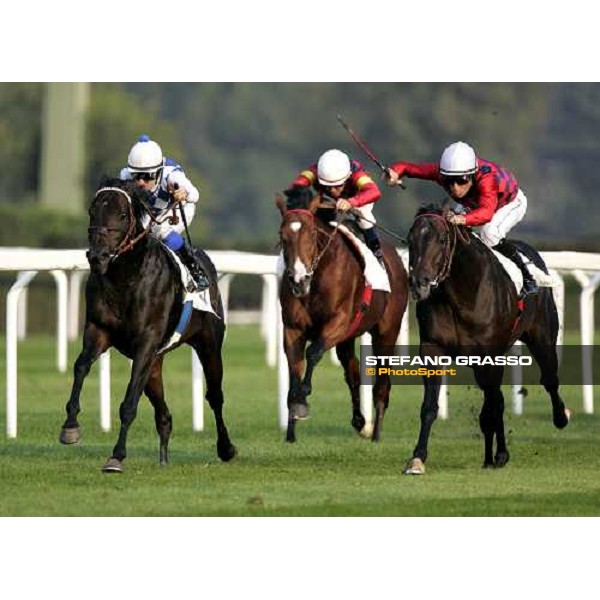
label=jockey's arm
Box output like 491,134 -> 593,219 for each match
348,174 -> 381,208
463,179 -> 498,227
166,170 -> 200,204
387,161 -> 439,182
290,166 -> 317,189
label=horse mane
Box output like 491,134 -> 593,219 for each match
414,202 -> 447,217
284,186 -> 315,210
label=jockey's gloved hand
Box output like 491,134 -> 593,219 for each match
171,187 -> 188,203
447,213 -> 466,226
336,199 -> 352,213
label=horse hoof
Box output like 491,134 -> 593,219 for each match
403,457 -> 425,475
290,403 -> 310,421
101,457 -> 123,473
218,443 -> 237,462
59,427 -> 81,445
554,407 -> 571,429
494,452 -> 510,468
482,462 -> 494,469
358,423 -> 373,439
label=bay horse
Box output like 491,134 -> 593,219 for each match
59,178 -> 236,472
404,204 -> 570,474
276,187 -> 409,443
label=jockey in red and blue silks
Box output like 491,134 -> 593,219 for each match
386,141 -> 538,295
290,149 -> 386,267
120,134 -> 208,291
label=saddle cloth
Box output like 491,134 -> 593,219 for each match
335,224 -> 391,292
157,244 -> 219,354
486,242 -> 555,294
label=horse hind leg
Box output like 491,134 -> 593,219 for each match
522,333 -> 571,429
190,332 -> 237,462
144,356 -> 172,467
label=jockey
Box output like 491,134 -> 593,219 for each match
289,149 -> 385,267
385,141 -> 538,295
120,134 -> 209,291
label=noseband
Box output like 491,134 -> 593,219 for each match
88,187 -> 150,260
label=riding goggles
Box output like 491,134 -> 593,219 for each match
132,172 -> 157,182
442,175 -> 472,186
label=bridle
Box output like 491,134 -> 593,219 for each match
410,212 -> 469,288
88,187 -> 151,260
283,208 -> 340,278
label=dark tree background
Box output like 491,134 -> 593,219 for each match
2,82 -> 599,250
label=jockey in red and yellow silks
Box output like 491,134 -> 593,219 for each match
290,149 -> 385,266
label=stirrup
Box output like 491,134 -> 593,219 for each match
521,278 -> 538,296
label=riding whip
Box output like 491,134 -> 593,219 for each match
173,183 -> 193,247
336,114 -> 406,190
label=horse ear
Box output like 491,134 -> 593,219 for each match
275,193 -> 287,215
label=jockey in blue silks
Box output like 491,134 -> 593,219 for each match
120,134 -> 209,291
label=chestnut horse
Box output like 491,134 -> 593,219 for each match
59,179 -> 236,472
404,205 -> 570,474
276,187 -> 409,443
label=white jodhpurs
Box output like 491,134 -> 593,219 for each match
477,189 -> 527,247
353,203 -> 376,230
141,202 -> 196,242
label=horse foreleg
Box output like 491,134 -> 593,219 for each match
60,324 -> 110,445
405,344 -> 444,475
283,329 -> 308,441
303,338 -> 327,398
335,340 -> 365,435
103,349 -> 154,472
144,356 -> 172,467
190,328 -> 237,462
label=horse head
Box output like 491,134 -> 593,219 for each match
276,187 -> 322,298
87,178 -> 148,275
407,204 -> 457,301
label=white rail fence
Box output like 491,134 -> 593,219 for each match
2,247 -> 600,438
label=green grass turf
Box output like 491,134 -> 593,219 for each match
0,326 -> 599,516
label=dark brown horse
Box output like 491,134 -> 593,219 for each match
404,205 -> 570,474
59,179 -> 236,472
276,187 -> 409,443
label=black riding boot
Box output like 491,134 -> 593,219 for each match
362,227 -> 386,268
495,239 -> 538,296
175,244 -> 210,292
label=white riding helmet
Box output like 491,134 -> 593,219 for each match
127,134 -> 164,175
317,149 -> 352,186
439,141 -> 477,176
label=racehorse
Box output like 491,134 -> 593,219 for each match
404,204 -> 570,474
59,178 -> 236,472
276,187 -> 409,443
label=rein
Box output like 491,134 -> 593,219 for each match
89,187 -> 152,259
